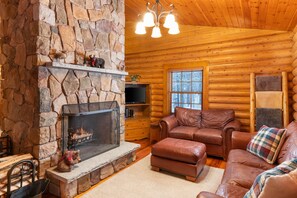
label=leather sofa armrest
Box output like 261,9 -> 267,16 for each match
232,131 -> 257,150
223,119 -> 241,132
197,192 -> 223,198
222,119 -> 241,160
159,114 -> 178,140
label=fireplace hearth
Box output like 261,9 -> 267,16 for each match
62,101 -> 120,161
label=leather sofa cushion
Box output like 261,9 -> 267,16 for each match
216,183 -> 249,198
193,128 -> 222,145
228,149 -> 275,170
277,121 -> 297,164
201,109 -> 234,129
151,137 -> 206,164
175,107 -> 201,127
169,126 -> 198,140
221,162 -> 265,189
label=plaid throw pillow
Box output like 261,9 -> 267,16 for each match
244,158 -> 297,198
247,125 -> 287,164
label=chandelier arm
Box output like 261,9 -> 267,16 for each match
146,5 -> 158,23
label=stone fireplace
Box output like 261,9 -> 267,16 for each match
0,0 -> 127,177
62,101 -> 120,161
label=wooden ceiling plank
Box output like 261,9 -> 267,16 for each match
273,0 -> 290,30
258,0 -> 269,29
193,0 -> 218,26
216,0 -> 235,27
230,0 -> 244,28
249,0 -> 260,28
265,0 -> 279,29
192,0 -> 213,26
279,0 -> 297,30
208,0 -> 228,27
239,0 -> 252,28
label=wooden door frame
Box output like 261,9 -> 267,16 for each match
163,61 -> 209,115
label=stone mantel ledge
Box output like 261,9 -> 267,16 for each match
46,141 -> 140,183
45,62 -> 128,76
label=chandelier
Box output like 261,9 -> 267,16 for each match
135,0 -> 180,38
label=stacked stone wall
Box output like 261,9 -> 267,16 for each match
0,0 -> 125,176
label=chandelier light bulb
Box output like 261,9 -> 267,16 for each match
135,1 -> 179,38
135,21 -> 146,34
163,13 -> 175,28
151,26 -> 162,38
168,21 -> 180,35
143,12 -> 155,27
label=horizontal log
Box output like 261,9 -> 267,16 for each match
127,35 -> 292,58
210,65 -> 292,76
150,117 -> 161,122
293,112 -> 297,121
209,103 -> 250,110
151,101 -> 164,106
127,41 -> 292,64
151,89 -> 163,95
293,59 -> 297,68
293,94 -> 297,102
293,85 -> 297,93
293,103 -> 297,111
209,97 -> 250,104
151,112 -> 163,117
151,106 -> 163,112
238,118 -> 251,126
126,31 -> 292,54
235,111 -> 250,119
208,90 -> 250,97
208,83 -> 250,90
151,95 -> 163,101
209,75 -> 250,83
126,49 -> 292,65
150,84 -> 164,89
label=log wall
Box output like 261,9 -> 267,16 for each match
125,24 -> 294,131
292,26 -> 297,120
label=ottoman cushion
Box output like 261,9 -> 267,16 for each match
152,137 -> 206,164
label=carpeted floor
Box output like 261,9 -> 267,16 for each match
80,155 -> 224,198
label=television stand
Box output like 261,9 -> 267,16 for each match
125,83 -> 151,141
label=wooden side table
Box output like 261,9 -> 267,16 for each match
150,121 -> 161,144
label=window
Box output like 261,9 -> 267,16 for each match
170,70 -> 203,113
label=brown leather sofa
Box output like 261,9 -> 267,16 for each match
160,107 -> 241,160
197,121 -> 297,198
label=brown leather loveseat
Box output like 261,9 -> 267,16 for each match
160,107 -> 241,160
197,121 -> 297,198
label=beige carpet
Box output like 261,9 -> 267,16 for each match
80,155 -> 224,198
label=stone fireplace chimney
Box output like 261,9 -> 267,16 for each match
0,0 -> 125,177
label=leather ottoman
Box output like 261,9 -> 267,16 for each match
151,137 -> 207,182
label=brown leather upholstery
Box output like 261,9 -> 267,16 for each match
201,109 -> 234,129
197,192 -> 223,198
193,128 -> 222,145
160,108 -> 241,160
197,121 -> 297,198
277,121 -> 297,164
231,131 -> 257,150
151,138 -> 206,164
175,107 -> 201,127
216,184 -> 249,198
151,138 -> 207,179
169,126 -> 198,140
228,149 -> 275,170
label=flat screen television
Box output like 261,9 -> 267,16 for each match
125,84 -> 146,104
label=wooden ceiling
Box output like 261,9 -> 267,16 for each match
125,0 -> 297,31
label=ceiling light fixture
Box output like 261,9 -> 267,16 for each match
135,0 -> 180,38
